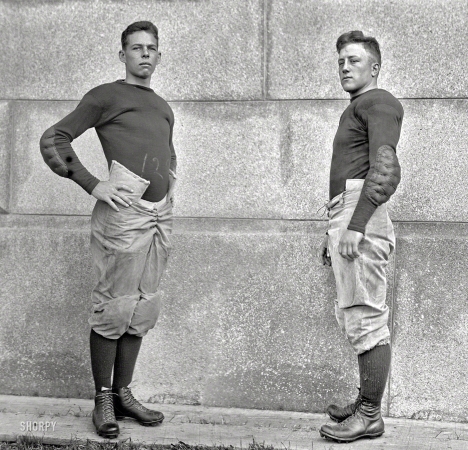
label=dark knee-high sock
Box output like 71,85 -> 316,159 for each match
358,343 -> 392,404
90,329 -> 118,392
112,333 -> 143,388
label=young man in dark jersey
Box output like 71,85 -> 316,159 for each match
318,31 -> 403,443
40,21 -> 176,439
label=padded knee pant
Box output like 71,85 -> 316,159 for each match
89,198 -> 173,339
328,179 -> 395,354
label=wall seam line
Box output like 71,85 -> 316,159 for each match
3,97 -> 468,104
387,223 -> 399,417
262,0 -> 268,100
7,102 -> 14,214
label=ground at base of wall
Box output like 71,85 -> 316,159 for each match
0,395 -> 467,450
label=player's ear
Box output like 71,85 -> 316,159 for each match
155,51 -> 162,66
371,62 -> 380,77
119,49 -> 126,64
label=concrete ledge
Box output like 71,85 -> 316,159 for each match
10,100 -> 334,217
0,215 -> 366,410
1,395 -> 468,449
12,99 -> 468,222
267,0 -> 468,99
390,223 -> 468,422
0,215 -> 94,398
0,102 -> 12,213
1,217 -> 468,420
391,100 -> 468,223
9,101 -> 107,215
2,1 -> 467,101
138,218 -> 360,413
0,0 -> 263,101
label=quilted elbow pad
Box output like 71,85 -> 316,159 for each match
39,126 -> 69,177
364,145 -> 401,206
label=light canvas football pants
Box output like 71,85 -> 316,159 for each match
327,179 -> 395,355
89,197 -> 173,339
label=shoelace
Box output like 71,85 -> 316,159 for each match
121,388 -> 149,412
96,392 -> 116,421
338,411 -> 359,427
338,399 -> 367,427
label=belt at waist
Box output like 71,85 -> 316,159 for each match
327,179 -> 365,210
138,195 -> 167,210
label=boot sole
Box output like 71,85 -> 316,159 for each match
97,431 -> 119,438
92,417 -> 119,439
319,429 -> 384,443
115,415 -> 164,426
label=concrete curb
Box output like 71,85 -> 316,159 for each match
0,395 -> 468,449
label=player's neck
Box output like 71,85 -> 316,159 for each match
124,74 -> 152,88
350,81 -> 378,99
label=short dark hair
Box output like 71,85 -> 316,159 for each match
121,21 -> 159,49
336,31 -> 381,65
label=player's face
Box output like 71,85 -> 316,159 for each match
338,43 -> 378,97
119,31 -> 160,83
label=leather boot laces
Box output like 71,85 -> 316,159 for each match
122,387 -> 149,412
338,411 -> 358,426
338,396 -> 362,425
337,399 -> 379,427
96,391 -> 117,421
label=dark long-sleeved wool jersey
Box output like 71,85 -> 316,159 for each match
40,80 -> 176,203
330,88 -> 403,233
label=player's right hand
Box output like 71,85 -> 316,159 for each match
318,235 -> 332,266
91,181 -> 134,212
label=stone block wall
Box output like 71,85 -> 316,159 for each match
1,0 -> 467,422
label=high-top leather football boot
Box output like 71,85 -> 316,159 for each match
320,399 -> 384,443
92,391 -> 119,438
326,388 -> 362,422
113,387 -> 164,426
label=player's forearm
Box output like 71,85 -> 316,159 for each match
348,145 -> 401,233
40,125 -> 100,194
40,91 -> 104,193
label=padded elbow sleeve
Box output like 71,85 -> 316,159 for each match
364,145 -> 401,206
39,126 -> 69,177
